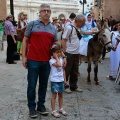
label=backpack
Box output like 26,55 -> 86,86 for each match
69,24 -> 82,40
61,24 -> 82,43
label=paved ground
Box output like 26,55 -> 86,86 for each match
0,41 -> 120,120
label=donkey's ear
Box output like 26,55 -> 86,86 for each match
100,18 -> 105,29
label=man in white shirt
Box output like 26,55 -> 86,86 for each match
65,13 -> 76,27
62,14 -> 85,93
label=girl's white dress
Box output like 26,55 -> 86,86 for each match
109,31 -> 120,77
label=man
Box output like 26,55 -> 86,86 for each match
60,17 -> 66,31
62,14 -> 97,93
65,13 -> 76,27
62,14 -> 85,93
109,16 -> 116,31
4,14 -> 17,64
22,3 -> 66,118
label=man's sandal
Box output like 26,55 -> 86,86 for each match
59,108 -> 67,116
51,110 -> 61,118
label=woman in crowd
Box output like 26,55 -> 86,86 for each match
79,13 -> 98,60
107,22 -> 120,79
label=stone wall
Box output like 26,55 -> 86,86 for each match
0,0 -> 7,20
103,0 -> 120,20
92,0 -> 120,21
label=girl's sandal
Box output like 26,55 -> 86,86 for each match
52,110 -> 61,118
59,108 -> 67,116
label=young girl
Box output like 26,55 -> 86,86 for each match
49,43 -> 67,118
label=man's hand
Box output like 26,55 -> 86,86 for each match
14,40 -> 17,44
63,58 -> 67,68
22,57 -> 27,68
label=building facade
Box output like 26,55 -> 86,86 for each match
7,0 -> 80,21
93,0 -> 120,21
102,0 -> 120,20
0,0 -> 7,20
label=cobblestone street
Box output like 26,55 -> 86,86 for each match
0,42 -> 120,120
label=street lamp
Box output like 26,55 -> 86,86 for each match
10,0 -> 14,21
79,0 -> 87,14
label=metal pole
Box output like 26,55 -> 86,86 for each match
10,0 -> 14,21
83,1 -> 84,14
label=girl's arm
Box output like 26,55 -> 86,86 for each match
52,53 -> 61,67
113,41 -> 119,51
63,70 -> 67,85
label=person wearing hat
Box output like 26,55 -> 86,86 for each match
4,14 -> 17,64
107,22 -> 120,80
52,17 -> 58,30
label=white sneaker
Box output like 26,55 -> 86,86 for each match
64,88 -> 72,93
75,88 -> 83,92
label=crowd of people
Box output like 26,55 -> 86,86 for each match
0,3 -> 120,119
0,12 -> 28,63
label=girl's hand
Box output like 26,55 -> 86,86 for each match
53,52 -> 58,59
113,46 -> 117,51
64,81 -> 67,86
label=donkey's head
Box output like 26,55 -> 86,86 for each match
99,28 -> 112,52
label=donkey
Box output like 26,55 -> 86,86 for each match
85,28 -> 112,85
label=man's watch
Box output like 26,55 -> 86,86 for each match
63,56 -> 67,59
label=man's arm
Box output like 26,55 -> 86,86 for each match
82,30 -> 98,35
10,31 -> 16,43
61,38 -> 67,52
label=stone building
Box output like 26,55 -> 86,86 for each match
6,0 -> 80,21
102,0 -> 120,20
0,0 -> 7,20
1,0 -> 95,21
93,0 -> 120,20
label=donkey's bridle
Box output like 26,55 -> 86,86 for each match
89,37 -> 112,54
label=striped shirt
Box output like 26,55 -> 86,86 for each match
4,20 -> 17,35
24,19 -> 58,61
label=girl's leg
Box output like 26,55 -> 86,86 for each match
51,93 -> 57,111
58,93 -> 67,116
51,93 -> 61,118
58,93 -> 63,109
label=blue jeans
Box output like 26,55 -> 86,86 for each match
27,60 -> 50,110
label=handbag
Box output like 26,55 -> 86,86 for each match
17,21 -> 26,42
12,52 -> 20,60
17,29 -> 25,42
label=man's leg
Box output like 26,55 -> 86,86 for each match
7,35 -> 15,63
69,54 -> 79,90
65,54 -> 73,89
27,60 -> 39,111
37,62 -> 50,114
